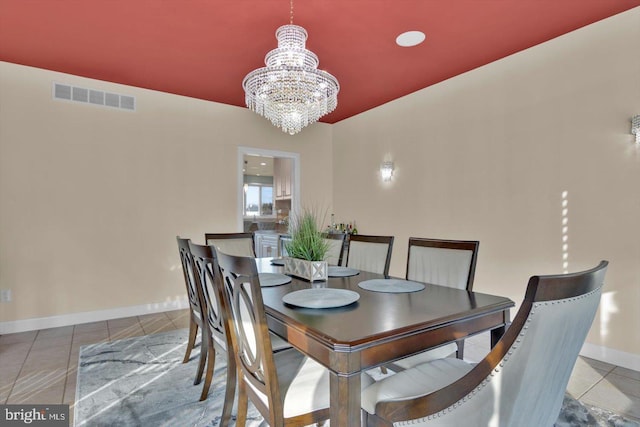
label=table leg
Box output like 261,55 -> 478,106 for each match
330,371 -> 361,426
490,309 -> 511,347
490,326 -> 505,348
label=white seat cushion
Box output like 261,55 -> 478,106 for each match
361,358 -> 474,414
273,349 -> 375,418
391,342 -> 457,370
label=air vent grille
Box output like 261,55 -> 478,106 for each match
53,83 -> 136,111
72,87 -> 88,102
105,92 -> 120,108
89,90 -> 104,105
54,83 -> 72,100
120,95 -> 135,110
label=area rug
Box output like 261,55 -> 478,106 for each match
75,329 -> 638,427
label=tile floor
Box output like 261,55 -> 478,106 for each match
1,309 -> 639,426
0,310 -> 190,426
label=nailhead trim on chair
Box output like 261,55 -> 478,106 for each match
396,288 -> 600,426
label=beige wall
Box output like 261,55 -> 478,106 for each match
1,8 -> 639,366
332,9 -> 640,359
0,62 -> 333,322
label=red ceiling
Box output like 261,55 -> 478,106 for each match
1,1 -> 638,123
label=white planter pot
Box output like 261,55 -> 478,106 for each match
284,257 -> 328,282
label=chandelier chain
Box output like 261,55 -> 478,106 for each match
290,0 -> 294,24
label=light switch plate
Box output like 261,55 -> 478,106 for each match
0,289 -> 12,302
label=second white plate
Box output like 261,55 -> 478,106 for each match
259,273 -> 292,287
282,288 -> 360,308
358,279 -> 425,293
328,266 -> 360,277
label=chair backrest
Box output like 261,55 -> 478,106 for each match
188,242 -> 227,350
216,251 -> 283,423
176,237 -> 201,316
205,232 -> 255,257
372,261 -> 608,427
324,233 -> 346,266
279,235 -> 291,257
406,238 -> 479,290
346,234 -> 394,276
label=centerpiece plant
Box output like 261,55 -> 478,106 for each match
285,209 -> 329,261
283,207 -> 330,281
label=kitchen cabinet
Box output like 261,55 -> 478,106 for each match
255,233 -> 279,257
274,158 -> 292,200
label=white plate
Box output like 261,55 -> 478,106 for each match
282,288 -> 360,309
270,258 -> 285,266
328,266 -> 360,277
259,273 -> 292,287
358,279 -> 425,293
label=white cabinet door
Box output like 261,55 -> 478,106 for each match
283,159 -> 292,198
255,233 -> 279,257
274,158 -> 292,200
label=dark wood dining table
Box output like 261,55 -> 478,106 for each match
256,258 -> 514,426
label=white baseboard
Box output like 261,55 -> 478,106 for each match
0,297 -> 189,334
580,342 -> 640,372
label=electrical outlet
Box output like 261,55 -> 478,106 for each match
0,289 -> 12,303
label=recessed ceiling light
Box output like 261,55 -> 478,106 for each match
396,31 -> 426,47
260,162 -> 267,166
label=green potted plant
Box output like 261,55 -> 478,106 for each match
284,208 -> 330,281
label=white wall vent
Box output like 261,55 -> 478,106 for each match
53,83 -> 136,111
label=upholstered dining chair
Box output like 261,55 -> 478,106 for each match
390,238 -> 480,370
361,260 -> 608,427
324,233 -> 346,266
205,232 -> 255,257
346,234 -> 395,276
278,235 -> 292,257
176,237 -> 206,383
216,251 -> 375,426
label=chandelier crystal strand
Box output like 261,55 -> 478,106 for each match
242,24 -> 339,135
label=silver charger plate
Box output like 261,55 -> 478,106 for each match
328,266 -> 360,277
358,279 -> 425,293
270,258 -> 285,266
282,288 -> 360,309
259,273 -> 292,287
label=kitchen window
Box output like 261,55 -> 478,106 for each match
244,184 -> 274,217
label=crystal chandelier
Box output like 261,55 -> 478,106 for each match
242,1 -> 339,135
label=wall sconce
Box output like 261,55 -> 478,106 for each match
632,115 -> 640,144
380,161 -> 394,182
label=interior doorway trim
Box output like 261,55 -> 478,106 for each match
237,146 -> 300,231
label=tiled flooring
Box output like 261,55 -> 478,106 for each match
1,309 -> 639,426
0,310 -> 190,426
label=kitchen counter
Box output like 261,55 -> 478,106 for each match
244,220 -> 289,233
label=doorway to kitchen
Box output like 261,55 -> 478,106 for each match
237,147 -> 300,232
